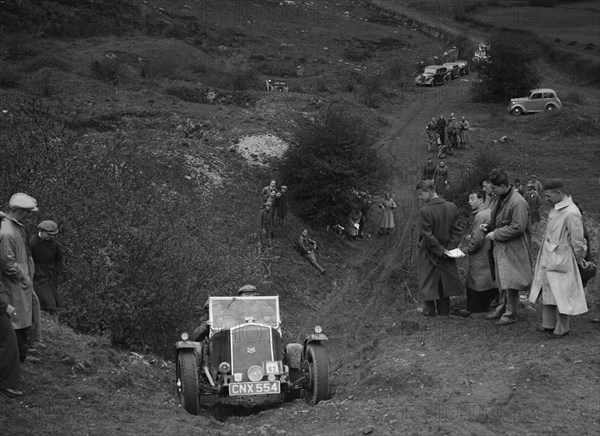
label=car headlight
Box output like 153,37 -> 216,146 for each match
247,365 -> 264,382
314,325 -> 323,334
219,362 -> 231,374
181,332 -> 189,341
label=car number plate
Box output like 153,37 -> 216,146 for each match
229,381 -> 281,396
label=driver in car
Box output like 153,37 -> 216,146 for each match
189,285 -> 274,341
231,285 -> 275,324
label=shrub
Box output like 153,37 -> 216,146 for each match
90,58 -> 123,84
0,96 -> 263,357
359,74 -> 384,108
473,32 -> 540,102
449,144 -> 504,211
0,64 -> 20,88
280,104 -> 387,225
528,0 -> 558,6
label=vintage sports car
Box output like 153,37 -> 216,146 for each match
507,88 -> 562,115
175,295 -> 329,414
415,65 -> 450,86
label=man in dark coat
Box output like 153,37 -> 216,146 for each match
485,169 -> 533,325
0,292 -> 22,397
436,114 -> 447,145
30,220 -> 64,320
422,158 -> 436,181
416,180 -> 464,316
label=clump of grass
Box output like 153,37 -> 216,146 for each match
90,58 -> 124,84
0,63 -> 20,88
530,110 -> 600,138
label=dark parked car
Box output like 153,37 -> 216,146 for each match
175,295 -> 329,414
442,62 -> 461,79
415,65 -> 450,86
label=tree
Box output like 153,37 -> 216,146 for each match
280,105 -> 387,225
473,32 -> 540,102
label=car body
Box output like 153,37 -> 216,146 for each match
415,65 -> 449,86
455,60 -> 469,75
175,295 -> 329,414
508,88 -> 562,115
442,62 -> 461,79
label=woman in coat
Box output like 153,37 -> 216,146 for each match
434,162 -> 449,198
378,192 -> 396,235
458,116 -> 470,148
465,192 -> 497,313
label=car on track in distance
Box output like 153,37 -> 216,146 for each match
508,88 -> 562,115
415,65 -> 450,86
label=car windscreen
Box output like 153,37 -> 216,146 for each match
208,296 -> 279,330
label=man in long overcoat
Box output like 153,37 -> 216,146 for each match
529,179 -> 588,338
465,191 -> 497,313
485,170 -> 533,325
0,193 -> 39,362
416,180 -> 464,316
436,114 -> 446,145
30,220 -> 64,320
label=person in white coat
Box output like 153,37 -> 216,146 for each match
529,179 -> 588,338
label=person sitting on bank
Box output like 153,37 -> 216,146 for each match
298,229 -> 326,274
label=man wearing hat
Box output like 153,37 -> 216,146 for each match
0,193 -> 39,363
525,182 -> 541,232
30,220 -> 64,320
529,179 -> 588,338
529,175 -> 544,195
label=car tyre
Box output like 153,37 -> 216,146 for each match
546,104 -> 556,112
511,107 -> 523,116
176,350 -> 199,415
304,344 -> 329,405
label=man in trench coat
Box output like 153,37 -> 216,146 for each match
416,180 -> 464,316
0,193 -> 39,362
484,170 -> 533,325
529,179 -> 588,338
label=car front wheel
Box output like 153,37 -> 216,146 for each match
546,104 -> 557,112
511,107 -> 523,116
304,344 -> 329,405
176,350 -> 199,415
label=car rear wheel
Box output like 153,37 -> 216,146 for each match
304,344 -> 329,405
546,104 -> 557,112
511,107 -> 523,116
176,350 -> 199,415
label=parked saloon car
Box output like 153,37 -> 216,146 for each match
415,65 -> 450,86
175,295 -> 329,414
442,62 -> 461,79
455,60 -> 469,75
508,88 -> 562,115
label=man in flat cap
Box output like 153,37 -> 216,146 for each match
30,220 -> 64,321
529,179 -> 588,338
0,193 -> 39,363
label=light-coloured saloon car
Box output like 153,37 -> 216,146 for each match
508,88 -> 562,115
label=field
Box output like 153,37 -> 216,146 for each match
472,2 -> 600,60
1,1 -> 599,435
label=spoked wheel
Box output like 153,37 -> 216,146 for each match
304,344 -> 329,405
176,350 -> 199,414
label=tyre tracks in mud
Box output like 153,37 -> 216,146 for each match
312,81 -> 475,370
